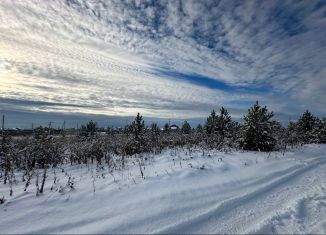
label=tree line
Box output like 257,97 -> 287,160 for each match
0,101 -> 325,197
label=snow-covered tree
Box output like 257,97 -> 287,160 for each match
196,124 -> 203,133
270,120 -> 286,150
216,107 -> 232,139
204,107 -> 234,148
296,110 -> 318,144
286,121 -> 299,147
131,113 -> 145,141
205,107 -> 232,137
80,120 -> 97,138
240,101 -> 275,151
0,132 -> 13,185
205,110 -> 217,135
181,120 -> 191,134
227,121 -> 241,149
150,123 -> 160,136
317,117 -> 326,143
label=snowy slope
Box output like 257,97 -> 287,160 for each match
0,144 -> 326,234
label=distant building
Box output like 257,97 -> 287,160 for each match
170,124 -> 179,131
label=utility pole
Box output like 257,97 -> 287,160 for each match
48,121 -> 52,136
62,120 -> 66,137
1,114 -> 4,140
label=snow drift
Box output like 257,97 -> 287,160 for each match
0,144 -> 326,234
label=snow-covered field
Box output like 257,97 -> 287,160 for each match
1,144 -> 326,234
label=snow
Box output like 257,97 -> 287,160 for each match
1,144 -> 326,234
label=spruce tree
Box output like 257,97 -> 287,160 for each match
131,113 -> 145,140
150,122 -> 160,140
228,121 -> 241,148
205,110 -> 217,135
80,120 -> 97,138
150,123 -> 160,134
317,117 -> 326,143
163,123 -> 170,132
270,120 -> 286,150
86,120 -> 97,136
204,107 -> 233,148
181,120 -> 191,134
297,110 -> 317,143
204,107 -> 232,137
298,110 -> 316,132
241,101 -> 275,151
216,107 -> 232,139
196,124 -> 203,133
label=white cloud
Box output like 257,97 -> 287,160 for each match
0,0 -> 325,122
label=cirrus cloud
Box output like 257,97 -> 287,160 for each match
0,0 -> 325,127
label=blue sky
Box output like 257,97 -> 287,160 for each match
0,0 -> 325,128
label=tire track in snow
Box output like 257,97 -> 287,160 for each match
249,169 -> 326,234
153,158 -> 326,234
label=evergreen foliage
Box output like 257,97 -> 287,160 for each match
131,113 -> 145,140
205,110 -> 217,135
150,123 -> 160,136
204,107 -> 232,137
204,107 -> 234,148
317,118 -> 326,143
241,101 -> 275,151
181,121 -> 192,134
216,107 -> 232,138
286,121 -> 300,147
163,123 -> 170,132
1,102 -> 326,197
80,120 -> 97,138
297,110 -> 318,144
196,124 -> 203,133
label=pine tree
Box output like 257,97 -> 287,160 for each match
205,110 -> 217,135
241,101 -> 275,151
181,120 -> 191,134
150,123 -> 160,135
228,121 -> 241,148
317,117 -> 326,143
87,120 -> 97,136
204,107 -> 233,148
150,122 -> 160,140
80,120 -> 97,138
204,107 -> 232,137
196,124 -> 203,133
270,120 -> 286,150
216,107 -> 232,139
0,132 -> 13,185
131,113 -> 145,140
163,123 -> 170,132
123,124 -> 132,136
298,110 -> 316,132
297,110 -> 317,143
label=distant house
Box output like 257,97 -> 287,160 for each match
170,124 -> 179,131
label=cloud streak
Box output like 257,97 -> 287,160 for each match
0,0 -> 325,127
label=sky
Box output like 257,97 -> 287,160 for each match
0,0 -> 325,128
